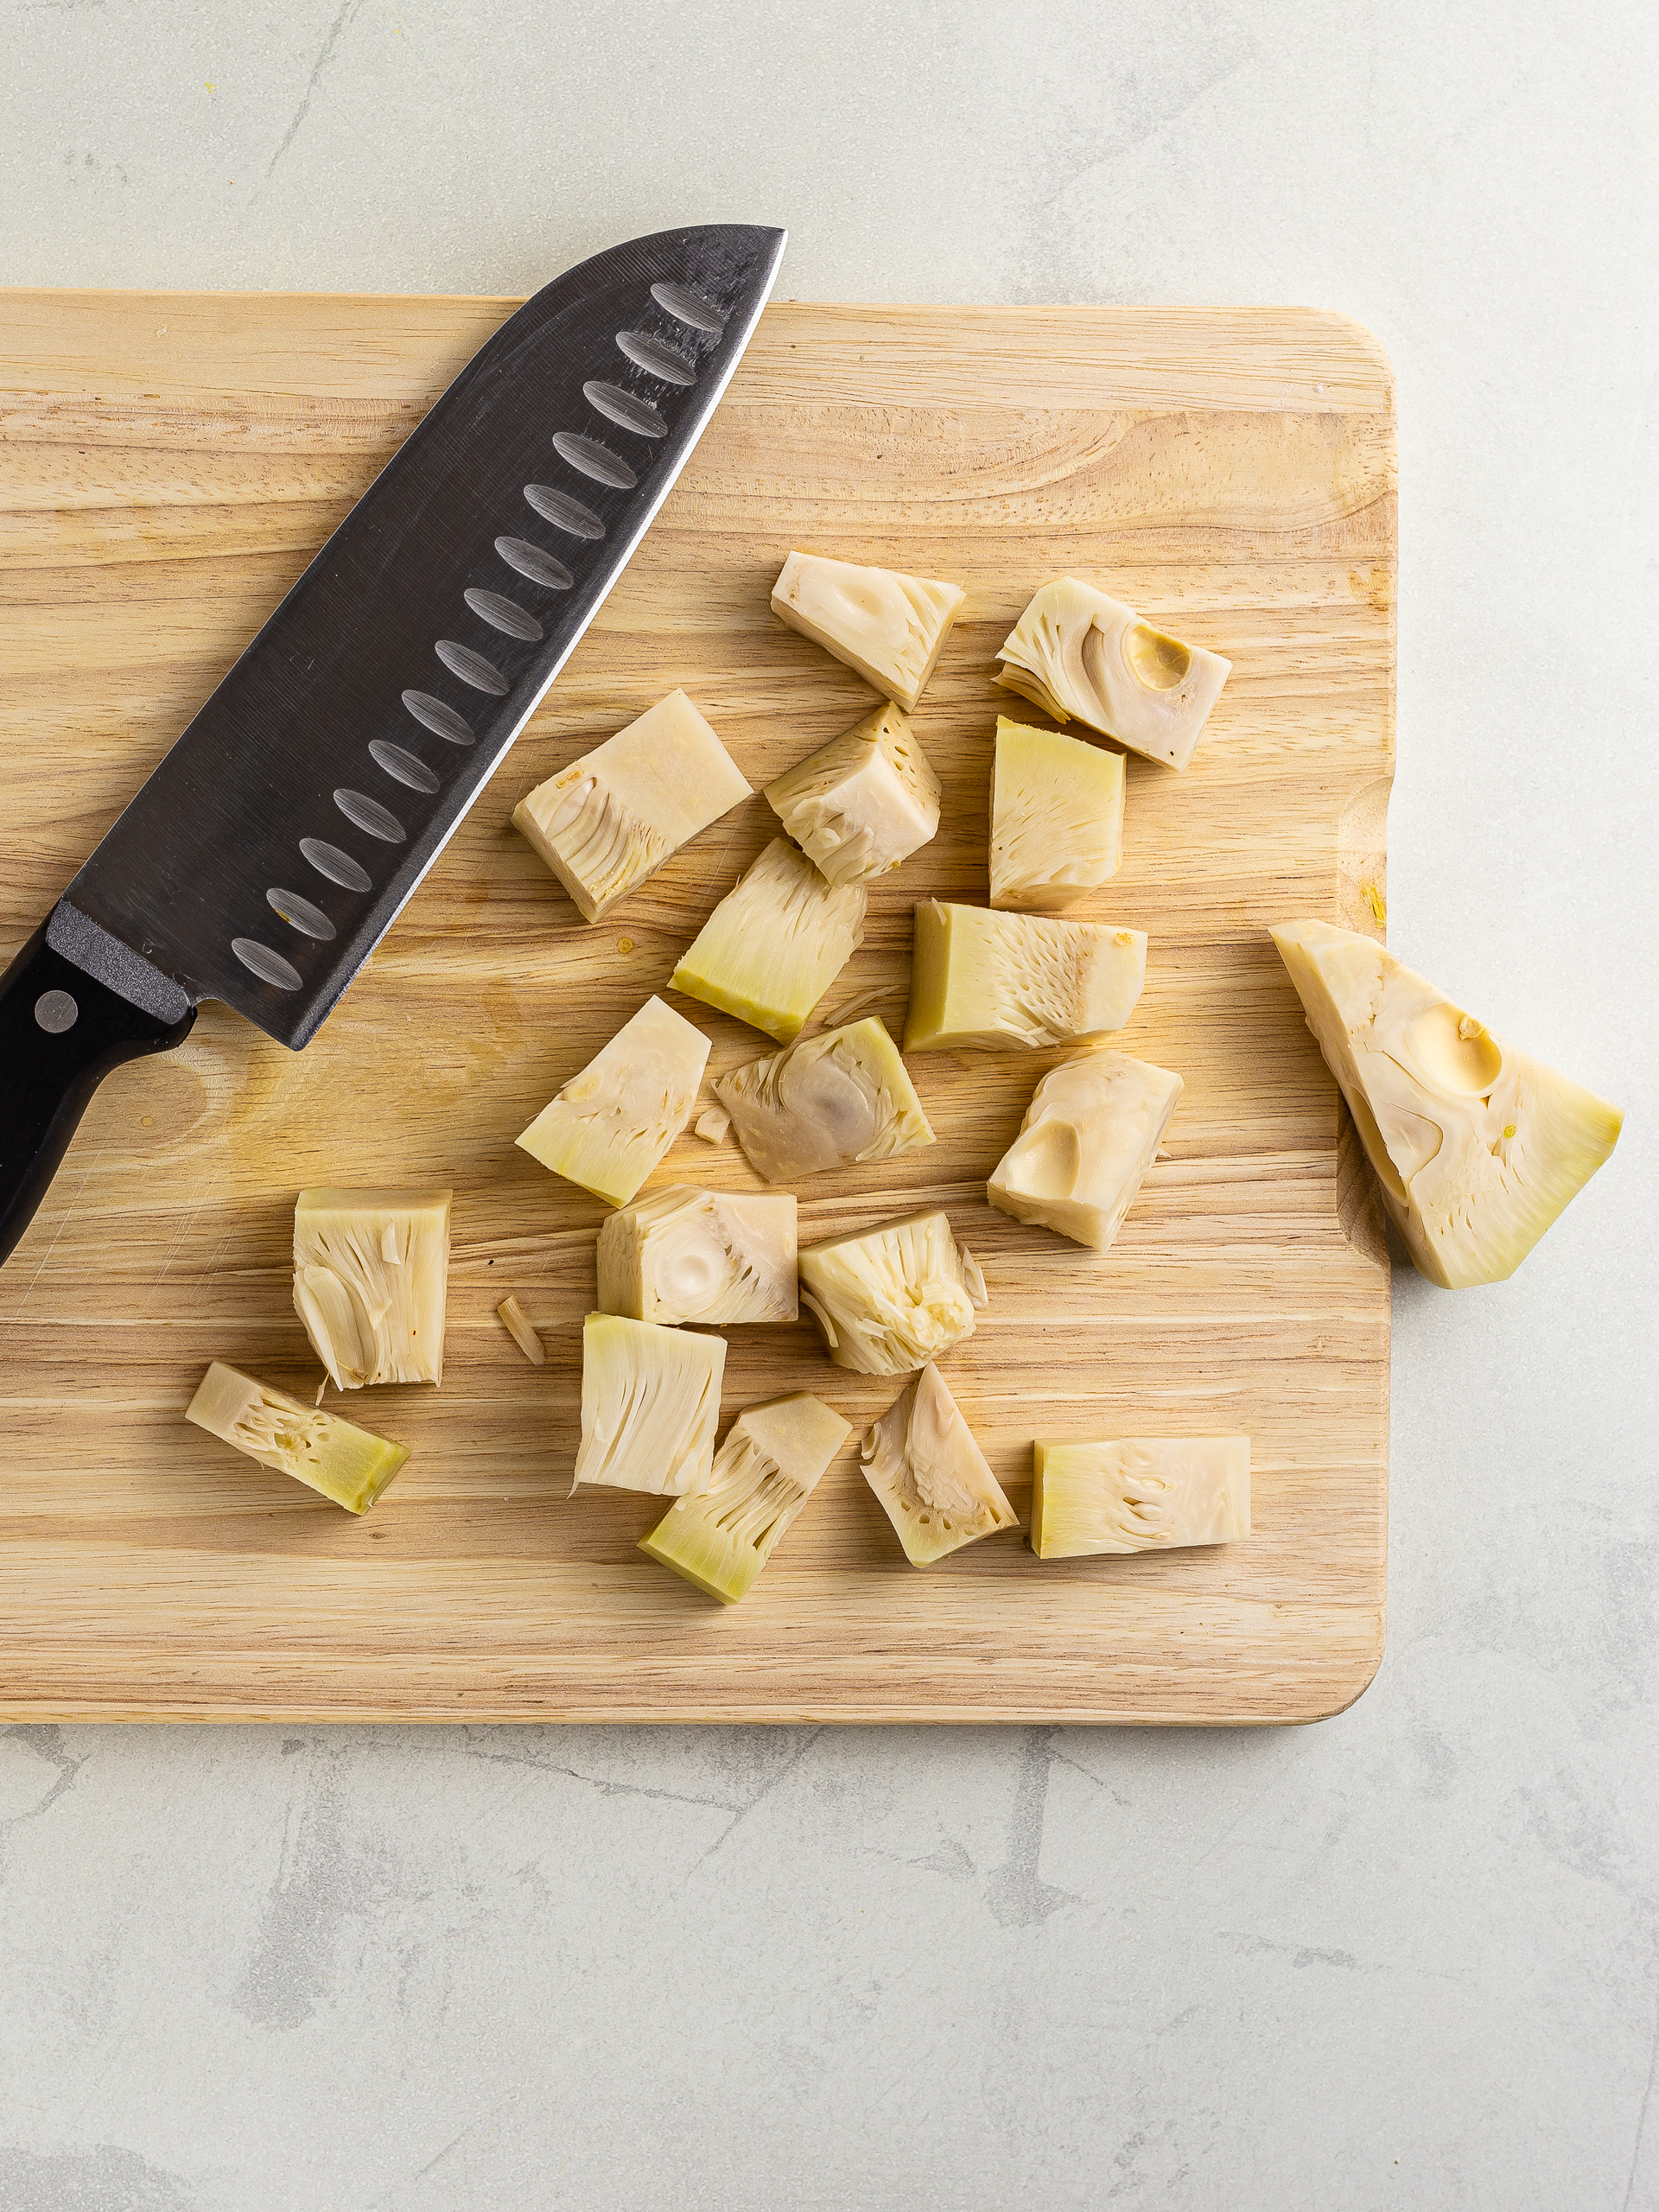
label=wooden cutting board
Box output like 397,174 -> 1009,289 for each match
0,289 -> 1395,1724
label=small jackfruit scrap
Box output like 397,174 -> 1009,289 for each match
293,1187 -> 453,1389
572,1311 -> 725,1497
861,1363 -> 1017,1567
639,1392 -> 853,1604
765,702 -> 942,885
989,716 -> 1124,910
988,1049 -> 1183,1252
517,995 -> 709,1208
798,1207 -> 986,1376
186,1361 -> 409,1514
512,690 -> 752,922
771,550 -> 965,713
496,1294 -> 546,1365
715,1017 -> 934,1185
597,1185 -> 798,1325
904,901 -> 1147,1054
995,578 -> 1230,771
1030,1437 -> 1250,1558
1271,918 -> 1623,1287
670,837 -> 866,1045
694,1106 -> 731,1145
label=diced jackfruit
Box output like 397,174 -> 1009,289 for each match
772,550 -> 965,714
988,1049 -> 1182,1252
715,1017 -> 934,1185
694,1106 -> 731,1145
671,838 -> 866,1044
765,702 -> 941,885
572,1311 -> 725,1496
639,1393 -> 853,1603
517,995 -> 709,1208
905,902 -> 1147,1053
596,1185 -> 798,1325
292,1187 -> 452,1389
1030,1437 -> 1250,1557
186,1360 -> 409,1513
798,1208 -> 986,1376
990,716 -> 1124,910
861,1363 -> 1017,1566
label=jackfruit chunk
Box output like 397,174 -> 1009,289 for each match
186,1361 -> 409,1514
1271,918 -> 1624,1288
572,1311 -> 724,1497
639,1392 -> 852,1603
1030,1437 -> 1250,1557
905,901 -> 1147,1053
512,690 -> 752,923
671,838 -> 866,1044
798,1208 -> 984,1376
988,1049 -> 1182,1251
772,551 -> 965,714
990,716 -> 1124,910
517,995 -> 709,1208
765,703 -> 941,885
496,1295 -> 546,1365
995,578 -> 1230,771
694,1106 -> 731,1145
597,1185 -> 798,1325
293,1187 -> 452,1389
861,1363 -> 1017,1566
715,1017 -> 934,1185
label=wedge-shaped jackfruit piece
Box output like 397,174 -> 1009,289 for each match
671,838 -> 866,1044
694,1106 -> 731,1145
517,996 -> 709,1208
990,716 -> 1124,910
905,902 -> 1147,1053
512,690 -> 752,923
861,1362 -> 1017,1566
772,550 -> 965,713
293,1187 -> 452,1389
1030,1437 -> 1250,1557
186,1361 -> 409,1514
639,1392 -> 852,1603
597,1185 -> 798,1325
1271,918 -> 1623,1288
995,578 -> 1230,771
798,1207 -> 986,1376
765,702 -> 942,885
715,1016 -> 934,1185
496,1295 -> 545,1365
572,1311 -> 725,1497
988,1049 -> 1182,1252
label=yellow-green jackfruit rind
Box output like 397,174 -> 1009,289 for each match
639,1392 -> 853,1603
186,1360 -> 409,1513
1030,1437 -> 1250,1557
572,1312 -> 725,1497
517,995 -> 710,1208
905,901 -> 1147,1053
714,1016 -> 934,1184
671,837 -> 867,1044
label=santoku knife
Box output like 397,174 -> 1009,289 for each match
0,221 -> 786,1266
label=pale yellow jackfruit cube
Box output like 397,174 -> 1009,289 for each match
765,702 -> 941,885
715,1017 -> 934,1185
905,902 -> 1147,1053
596,1185 -> 798,1325
671,838 -> 866,1044
292,1187 -> 452,1389
798,1207 -> 987,1376
861,1363 -> 1017,1566
988,1049 -> 1183,1251
186,1361 -> 409,1514
639,1393 -> 853,1604
1030,1438 -> 1250,1557
989,716 -> 1124,910
517,996 -> 709,1208
572,1311 -> 725,1496
772,551 -> 965,713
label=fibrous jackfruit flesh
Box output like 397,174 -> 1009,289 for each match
496,1294 -> 545,1365
512,690 -> 752,923
765,702 -> 941,885
861,1362 -> 1017,1567
905,901 -> 1147,1053
1271,918 -> 1623,1287
639,1392 -> 853,1604
798,1207 -> 986,1376
995,578 -> 1230,772
186,1360 -> 409,1514
715,1016 -> 934,1185
671,837 -> 866,1044
517,995 -> 709,1208
771,551 -> 965,714
988,1049 -> 1183,1252
292,1187 -> 452,1389
990,716 -> 1124,910
572,1310 -> 725,1496
596,1185 -> 798,1325
1030,1437 -> 1250,1557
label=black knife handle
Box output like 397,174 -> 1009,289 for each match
0,922 -> 195,1268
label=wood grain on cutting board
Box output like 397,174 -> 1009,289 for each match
0,290 -> 1395,1723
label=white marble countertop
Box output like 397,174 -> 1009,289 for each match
1,3 -> 1655,2206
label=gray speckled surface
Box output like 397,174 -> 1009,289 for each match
1,3 -> 1656,2206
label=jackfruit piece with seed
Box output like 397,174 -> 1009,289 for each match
572,1311 -> 725,1497
512,690 -> 752,923
798,1207 -> 985,1376
995,578 -> 1230,771
861,1362 -> 1017,1566
772,551 -> 965,714
715,1016 -> 934,1185
596,1185 -> 798,1325
670,837 -> 866,1044
1030,1437 -> 1250,1557
186,1361 -> 409,1514
293,1187 -> 452,1389
639,1392 -> 852,1603
988,1049 -> 1183,1251
1271,918 -> 1623,1288
989,716 -> 1124,910
765,702 -> 941,885
905,901 -> 1147,1053
517,995 -> 709,1208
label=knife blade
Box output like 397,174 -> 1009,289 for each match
0,222 -> 786,1266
